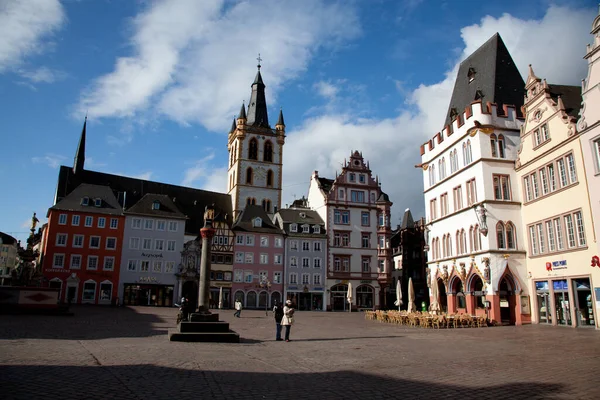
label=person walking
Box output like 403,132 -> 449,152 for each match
281,299 -> 295,342
273,301 -> 284,341
234,299 -> 242,318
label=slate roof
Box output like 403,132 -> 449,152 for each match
55,166 -> 233,235
445,33 -> 525,125
232,204 -> 281,234
0,232 -> 17,246
49,183 -> 123,215
125,194 -> 187,220
317,177 -> 334,193
276,208 -> 325,225
547,84 -> 581,118
400,209 -> 414,230
376,191 -> 391,203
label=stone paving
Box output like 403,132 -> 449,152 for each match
1,306 -> 599,399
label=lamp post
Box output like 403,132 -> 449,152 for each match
260,276 -> 272,316
473,204 -> 488,236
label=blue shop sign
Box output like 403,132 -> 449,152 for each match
553,280 -> 568,291
313,287 -> 324,291
288,286 -> 298,290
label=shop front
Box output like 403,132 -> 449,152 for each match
209,286 -> 231,309
286,286 -> 325,311
533,276 -> 596,328
123,283 -> 174,307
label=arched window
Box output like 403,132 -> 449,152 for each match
461,229 -> 466,254
506,222 -> 516,249
466,140 -> 473,164
246,167 -> 253,184
456,230 -> 461,255
435,238 -> 440,260
496,222 -> 506,249
462,142 -> 467,166
470,274 -> 485,309
266,170 -> 273,187
449,151 -> 455,173
474,225 -> 481,251
247,198 -> 256,206
266,200 -> 271,213
453,149 -> 458,171
442,235 -> 447,258
497,134 -> 505,158
233,170 -> 236,186
490,134 -> 498,157
234,142 -> 238,162
264,141 -> 273,162
248,138 -> 258,160
453,279 -> 466,309
429,164 -> 436,186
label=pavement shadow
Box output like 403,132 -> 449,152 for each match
0,364 -> 566,400
291,335 -> 403,342
0,305 -> 170,340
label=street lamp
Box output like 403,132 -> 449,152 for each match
259,276 -> 272,316
473,204 -> 488,236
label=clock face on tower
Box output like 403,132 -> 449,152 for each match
254,166 -> 267,181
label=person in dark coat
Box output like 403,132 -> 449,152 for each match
273,301 -> 284,341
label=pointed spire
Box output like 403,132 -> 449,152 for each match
276,108 -> 285,126
525,64 -> 541,89
73,116 -> 87,174
246,56 -> 269,128
557,95 -> 565,111
527,64 -> 538,81
230,118 -> 236,133
238,102 -> 247,120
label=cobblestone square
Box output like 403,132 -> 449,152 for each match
1,306 -> 599,399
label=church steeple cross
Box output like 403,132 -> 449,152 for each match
257,53 -> 262,70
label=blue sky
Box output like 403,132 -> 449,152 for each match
0,0 -> 595,243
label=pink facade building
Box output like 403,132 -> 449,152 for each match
232,205 -> 284,309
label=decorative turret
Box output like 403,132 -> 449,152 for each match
276,108 -> 285,132
73,116 -> 87,175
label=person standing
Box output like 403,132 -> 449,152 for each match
234,299 -> 242,318
273,301 -> 284,341
281,300 -> 295,342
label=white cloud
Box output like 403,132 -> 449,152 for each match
77,0 -> 360,131
181,153 -> 227,193
32,153 -> 67,169
17,66 -> 66,83
132,171 -> 153,181
0,0 -> 65,73
314,81 -> 340,100
282,5 -> 593,222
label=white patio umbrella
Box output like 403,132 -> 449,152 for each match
430,278 -> 440,314
393,279 -> 403,311
218,286 -> 223,309
407,278 -> 416,312
346,282 -> 353,312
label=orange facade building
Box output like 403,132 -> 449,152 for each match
42,184 -> 125,305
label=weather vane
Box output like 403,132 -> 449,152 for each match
257,53 -> 262,70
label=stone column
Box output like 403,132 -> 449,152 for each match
197,207 -> 215,314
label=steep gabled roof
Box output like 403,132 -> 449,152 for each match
125,194 -> 187,220
232,204 -> 281,234
547,84 -> 581,118
55,166 -> 232,234
445,33 -> 525,125
246,68 -> 270,128
0,231 -> 17,246
317,177 -> 334,193
50,183 -> 122,215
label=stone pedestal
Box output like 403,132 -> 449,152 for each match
169,313 -> 240,343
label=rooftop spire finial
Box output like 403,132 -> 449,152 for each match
257,53 -> 262,70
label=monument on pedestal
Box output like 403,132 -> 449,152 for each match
169,205 -> 240,342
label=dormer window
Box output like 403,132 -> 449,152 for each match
253,217 -> 262,228
94,198 -> 102,207
290,223 -> 298,232
152,201 -> 160,210
313,225 -> 321,234
474,90 -> 483,100
299,212 -> 306,219
450,108 -> 458,119
467,67 -> 476,83
81,197 -> 89,206
302,224 -> 310,233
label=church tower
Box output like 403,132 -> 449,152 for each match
227,59 -> 285,219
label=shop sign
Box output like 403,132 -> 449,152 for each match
139,276 -> 158,283
546,260 -> 567,271
141,253 -> 164,259
213,282 -> 231,287
287,286 -> 298,290
313,287 -> 324,291
360,280 -> 372,284
591,256 -> 600,268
